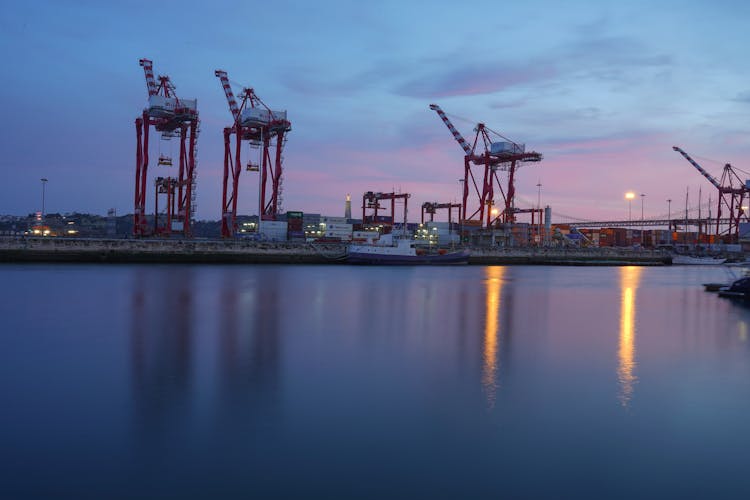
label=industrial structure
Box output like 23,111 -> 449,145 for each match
362,191 -> 410,227
673,146 -> 749,242
134,59 -> 199,237
429,104 -> 542,228
421,202 -> 461,224
122,60 -> 750,252
215,70 -> 291,238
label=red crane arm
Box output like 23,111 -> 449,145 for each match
214,70 -> 241,124
429,104 -> 473,156
139,58 -> 158,97
673,146 -> 722,190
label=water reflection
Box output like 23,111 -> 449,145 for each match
739,320 -> 748,343
130,268 -> 194,436
483,266 -> 505,408
218,269 -> 280,422
618,266 -> 642,407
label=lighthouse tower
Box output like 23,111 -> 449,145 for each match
345,194 -> 352,219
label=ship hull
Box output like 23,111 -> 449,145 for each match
347,250 -> 470,265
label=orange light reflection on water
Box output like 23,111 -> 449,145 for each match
618,266 -> 642,407
483,266 -> 504,408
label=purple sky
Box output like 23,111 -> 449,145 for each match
2,0 -> 749,223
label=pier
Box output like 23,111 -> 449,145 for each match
0,237 -> 672,266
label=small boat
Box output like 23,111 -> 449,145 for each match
672,255 -> 727,265
347,235 -> 470,265
703,262 -> 750,292
718,276 -> 750,300
704,282 -> 727,292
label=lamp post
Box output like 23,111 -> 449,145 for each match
625,192 -> 635,246
536,181 -> 542,246
640,193 -> 645,247
490,206 -> 499,246
667,199 -> 672,232
458,179 -> 464,243
625,192 -> 635,224
40,178 -> 48,220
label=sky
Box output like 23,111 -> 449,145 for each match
1,0 -> 749,223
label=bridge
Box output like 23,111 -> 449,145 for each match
565,218 -> 731,229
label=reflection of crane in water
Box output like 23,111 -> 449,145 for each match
218,269 -> 281,421
130,268 -> 194,436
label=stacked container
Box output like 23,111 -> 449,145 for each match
260,221 -> 288,241
286,211 -> 304,241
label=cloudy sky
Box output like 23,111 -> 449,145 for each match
2,0 -> 749,223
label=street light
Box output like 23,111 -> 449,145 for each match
625,192 -> 635,224
640,193 -> 645,246
667,199 -> 672,232
537,181 -> 542,246
625,192 -> 635,247
40,178 -> 48,220
458,179 -> 465,242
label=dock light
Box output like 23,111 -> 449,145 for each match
491,208 -> 499,216
625,192 -> 635,224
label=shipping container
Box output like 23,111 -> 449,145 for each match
323,223 -> 353,230
321,216 -> 347,224
352,231 -> 379,242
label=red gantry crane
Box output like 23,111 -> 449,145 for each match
134,58 -> 199,237
362,191 -> 411,228
429,104 -> 542,228
215,70 -> 291,238
421,202 -> 462,224
672,146 -> 750,242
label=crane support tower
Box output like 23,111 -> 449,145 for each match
215,70 -> 291,238
362,191 -> 410,228
673,146 -> 750,242
421,201 -> 462,225
429,104 -> 542,228
134,58 -> 199,237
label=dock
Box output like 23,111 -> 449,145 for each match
0,237 -> 672,265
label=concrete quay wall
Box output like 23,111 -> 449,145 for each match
467,247 -> 672,266
0,237 -> 349,264
0,237 -> 672,266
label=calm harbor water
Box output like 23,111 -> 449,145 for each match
2,263 -> 750,498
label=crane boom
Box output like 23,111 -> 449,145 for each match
429,104 -> 472,156
214,70 -> 241,124
139,58 -> 158,97
673,146 -> 722,190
